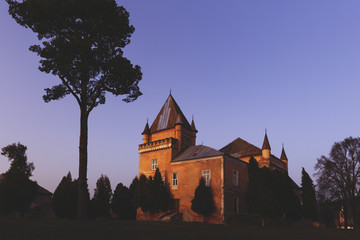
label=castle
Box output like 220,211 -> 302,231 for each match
138,94 -> 289,223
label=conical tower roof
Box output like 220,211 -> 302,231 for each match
191,118 -> 197,132
280,144 -> 288,161
142,121 -> 150,135
149,94 -> 191,133
262,132 -> 271,150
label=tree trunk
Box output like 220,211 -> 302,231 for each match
78,111 -> 89,220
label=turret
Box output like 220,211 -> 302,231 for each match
142,121 -> 150,144
190,116 -> 198,146
175,114 -> 183,151
261,131 -> 271,160
280,144 -> 288,172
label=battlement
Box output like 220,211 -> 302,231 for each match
138,137 -> 178,153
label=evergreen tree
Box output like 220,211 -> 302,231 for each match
191,177 -> 215,217
52,172 -> 79,219
0,143 -> 37,216
136,174 -> 150,213
7,0 -> 142,219
149,168 -> 170,215
111,183 -> 133,220
301,167 -> 318,220
92,174 -> 112,218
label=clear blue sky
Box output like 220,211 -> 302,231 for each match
1,0 -> 360,196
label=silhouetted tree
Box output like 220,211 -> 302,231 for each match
246,157 -> 300,226
111,183 -> 133,220
136,174 -> 150,213
128,176 -> 139,219
52,172 -> 78,219
0,143 -> 37,216
149,168 -> 170,217
92,174 -> 112,218
7,0 -> 142,219
301,167 -> 318,220
191,177 -> 215,218
315,137 -> 360,227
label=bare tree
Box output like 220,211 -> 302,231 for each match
315,137 -> 360,227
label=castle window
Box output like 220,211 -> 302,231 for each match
151,159 -> 157,170
234,197 -> 239,214
201,170 -> 211,187
172,172 -> 178,186
233,169 -> 238,186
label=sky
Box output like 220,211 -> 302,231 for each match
1,0 -> 360,196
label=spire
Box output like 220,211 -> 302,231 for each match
191,115 -> 197,132
142,121 -> 150,135
262,131 -> 271,150
280,143 -> 288,161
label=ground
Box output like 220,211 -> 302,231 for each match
0,219 -> 358,240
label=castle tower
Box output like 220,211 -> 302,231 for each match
142,121 -> 150,144
138,94 -> 197,178
280,144 -> 288,172
260,131 -> 271,168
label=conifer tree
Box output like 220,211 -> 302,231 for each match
52,172 -> 80,219
111,183 -> 133,220
191,177 -> 215,217
301,167 -> 318,220
7,0 -> 142,219
92,174 -> 112,218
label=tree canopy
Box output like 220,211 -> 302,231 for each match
191,177 -> 215,217
301,167 -> 318,221
315,136 -> 360,227
92,174 -> 112,218
0,142 -> 37,216
7,0 -> 142,219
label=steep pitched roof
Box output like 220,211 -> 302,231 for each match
149,94 -> 191,133
142,121 -> 150,135
219,138 -> 262,158
262,133 -> 271,150
172,145 -> 224,163
280,146 -> 288,161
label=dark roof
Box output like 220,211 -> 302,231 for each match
36,184 -> 53,196
172,145 -> 224,162
142,122 -> 150,135
150,94 -> 192,133
280,147 -> 288,161
191,119 -> 197,132
262,133 -> 271,150
219,138 -> 262,158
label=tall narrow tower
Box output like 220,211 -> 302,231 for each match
260,131 -> 271,168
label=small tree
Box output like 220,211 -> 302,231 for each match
111,183 -> 133,220
92,174 -> 112,218
149,168 -> 170,218
191,177 -> 215,219
0,142 -> 37,217
301,167 -> 318,221
52,172 -> 79,219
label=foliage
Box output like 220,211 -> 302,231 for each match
301,167 -> 318,220
191,177 -> 215,216
92,174 -> 112,218
315,136 -> 360,227
0,143 -> 37,216
7,0 -> 142,219
52,172 -> 79,219
134,170 -> 171,217
111,183 -> 134,220
246,157 -> 301,224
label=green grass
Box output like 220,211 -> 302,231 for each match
0,219 -> 358,240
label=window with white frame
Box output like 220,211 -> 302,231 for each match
233,169 -> 238,186
201,170 -> 211,187
151,159 -> 157,170
172,172 -> 178,186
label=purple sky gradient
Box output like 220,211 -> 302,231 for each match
1,0 -> 360,195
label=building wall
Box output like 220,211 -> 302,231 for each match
223,155 -> 248,221
170,157 -> 224,223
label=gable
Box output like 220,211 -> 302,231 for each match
219,138 -> 262,158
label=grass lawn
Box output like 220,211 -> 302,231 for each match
0,219 -> 358,240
